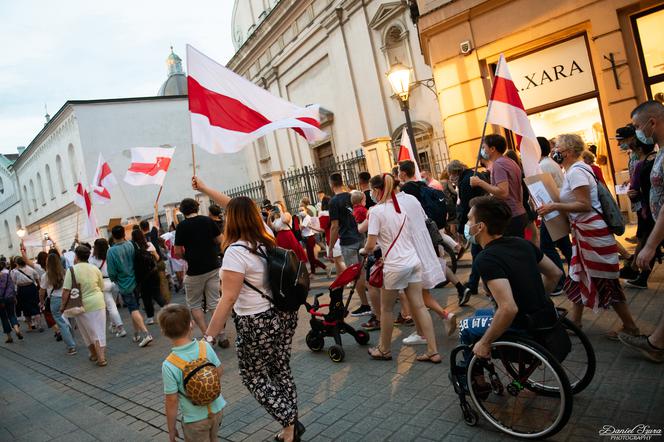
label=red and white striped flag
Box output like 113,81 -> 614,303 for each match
187,45 -> 327,154
90,154 -> 117,205
397,127 -> 421,181
124,147 -> 175,186
486,55 -> 541,177
73,183 -> 97,238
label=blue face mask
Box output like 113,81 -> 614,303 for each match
619,143 -> 631,151
480,147 -> 490,161
636,129 -> 654,145
464,223 -> 481,245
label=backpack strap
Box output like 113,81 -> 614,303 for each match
229,244 -> 272,303
166,352 -> 188,371
198,340 -> 207,359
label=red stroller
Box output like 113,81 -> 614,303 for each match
304,261 -> 370,362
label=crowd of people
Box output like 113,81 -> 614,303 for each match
1,100 -> 663,441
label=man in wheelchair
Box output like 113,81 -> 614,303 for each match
459,196 -> 568,391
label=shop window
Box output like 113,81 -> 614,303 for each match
633,6 -> 664,100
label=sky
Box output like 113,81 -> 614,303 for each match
0,0 -> 236,154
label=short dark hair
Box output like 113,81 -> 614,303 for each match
209,204 -> 222,217
74,245 -> 91,262
139,220 -> 150,231
398,160 -> 416,178
321,196 -> 331,211
179,198 -> 199,216
470,196 -> 512,235
158,304 -> 192,339
631,100 -> 664,119
485,134 -> 507,154
111,225 -> 125,240
358,171 -> 371,185
537,136 -> 551,156
329,173 -> 343,188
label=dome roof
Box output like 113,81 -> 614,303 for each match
158,47 -> 188,96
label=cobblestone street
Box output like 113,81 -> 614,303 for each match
1,250 -> 663,442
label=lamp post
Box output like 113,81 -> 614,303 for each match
16,228 -> 26,239
387,62 -> 418,159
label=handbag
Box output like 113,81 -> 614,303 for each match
62,267 -> 85,318
369,217 -> 406,288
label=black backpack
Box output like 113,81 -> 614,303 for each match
416,182 -> 448,230
132,242 -> 157,284
232,244 -> 310,312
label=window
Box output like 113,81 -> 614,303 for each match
68,144 -> 77,186
384,25 -> 410,67
56,155 -> 66,192
633,6 -> 664,101
36,173 -> 46,205
22,185 -> 29,212
4,220 -> 11,249
15,216 -> 22,232
29,180 -> 37,211
45,164 -> 55,199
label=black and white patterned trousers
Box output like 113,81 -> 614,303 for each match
234,308 -> 299,427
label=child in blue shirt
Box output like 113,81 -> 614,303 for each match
159,304 -> 226,442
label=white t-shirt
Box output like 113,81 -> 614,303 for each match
40,273 -> 63,298
560,162 -> 602,221
300,215 -> 320,238
88,256 -> 109,278
367,200 -> 419,270
12,266 -> 39,286
540,157 -> 565,189
221,240 -> 272,316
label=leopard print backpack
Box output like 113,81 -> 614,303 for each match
166,341 -> 221,415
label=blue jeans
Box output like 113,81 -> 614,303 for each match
49,297 -> 76,349
466,243 -> 483,293
539,223 -> 573,287
458,308 -> 526,364
0,298 -> 19,334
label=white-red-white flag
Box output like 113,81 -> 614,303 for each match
124,147 -> 175,186
90,154 -> 117,205
397,127 -> 421,181
187,45 -> 327,154
486,55 -> 542,177
73,183 -> 98,238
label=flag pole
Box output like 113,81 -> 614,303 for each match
191,143 -> 196,176
155,185 -> 163,207
474,57 -> 501,175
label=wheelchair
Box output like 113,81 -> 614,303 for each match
449,311 -> 595,439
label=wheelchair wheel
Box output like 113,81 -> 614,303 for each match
559,318 -> 596,394
467,340 -> 573,439
305,331 -> 324,352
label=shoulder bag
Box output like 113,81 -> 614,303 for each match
369,217 -> 406,288
62,267 -> 86,318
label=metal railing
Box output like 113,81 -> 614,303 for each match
224,180 -> 267,203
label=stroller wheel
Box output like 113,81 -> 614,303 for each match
328,345 -> 345,362
305,331 -> 324,352
354,330 -> 370,345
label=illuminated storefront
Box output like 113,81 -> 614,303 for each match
416,0 -> 664,186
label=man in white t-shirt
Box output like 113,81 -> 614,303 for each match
537,136 -> 572,296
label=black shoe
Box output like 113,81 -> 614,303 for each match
458,287 -> 472,306
350,304 -> 372,317
619,265 -> 639,280
625,276 -> 648,289
218,338 -> 230,349
55,332 -> 63,342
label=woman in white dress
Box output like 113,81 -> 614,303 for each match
89,239 -> 126,337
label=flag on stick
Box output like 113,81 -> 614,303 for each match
73,183 -> 97,238
187,45 -> 327,154
90,154 -> 117,205
124,147 -> 175,186
397,127 -> 421,181
485,55 -> 541,177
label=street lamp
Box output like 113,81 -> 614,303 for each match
387,62 -> 418,158
16,228 -> 26,239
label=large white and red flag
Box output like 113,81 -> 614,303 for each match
73,183 -> 98,238
397,127 -> 421,181
124,147 -> 175,186
187,45 -> 327,154
90,154 -> 117,205
486,55 -> 541,177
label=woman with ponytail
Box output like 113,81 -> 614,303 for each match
362,174 -> 441,363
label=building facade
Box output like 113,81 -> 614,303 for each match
415,0 -> 664,188
229,0 -> 449,201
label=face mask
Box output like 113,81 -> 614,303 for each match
480,147 -> 490,161
464,223 -> 481,245
630,152 -> 640,162
619,143 -> 631,151
299,211 -> 306,217
636,129 -> 654,145
551,151 -> 564,164
370,191 -> 379,203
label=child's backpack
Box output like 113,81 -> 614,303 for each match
166,340 -> 221,412
132,241 -> 157,284
232,244 -> 310,312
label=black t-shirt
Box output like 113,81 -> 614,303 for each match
363,189 -> 375,209
329,192 -> 363,246
472,236 -> 556,329
401,180 -> 425,204
174,216 -> 222,275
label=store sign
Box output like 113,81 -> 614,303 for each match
507,36 -> 595,110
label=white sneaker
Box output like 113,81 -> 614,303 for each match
326,267 -> 333,279
146,317 -> 155,325
402,332 -> 427,345
116,328 -> 127,338
138,334 -> 154,347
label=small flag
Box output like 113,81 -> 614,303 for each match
486,55 -> 542,177
187,44 -> 327,154
124,147 -> 175,186
73,183 -> 97,238
90,154 -> 117,205
397,127 -> 421,181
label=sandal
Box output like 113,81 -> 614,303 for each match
368,346 -> 392,360
416,352 -> 442,364
97,359 -> 108,367
89,355 -> 98,362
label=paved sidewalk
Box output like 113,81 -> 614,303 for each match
1,249 -> 663,441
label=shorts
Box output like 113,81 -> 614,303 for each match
327,240 -> 342,259
182,411 -> 223,442
120,289 -> 140,313
184,268 -> 220,311
340,240 -> 363,266
383,263 -> 422,290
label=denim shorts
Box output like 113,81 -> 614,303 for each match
121,289 -> 140,313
